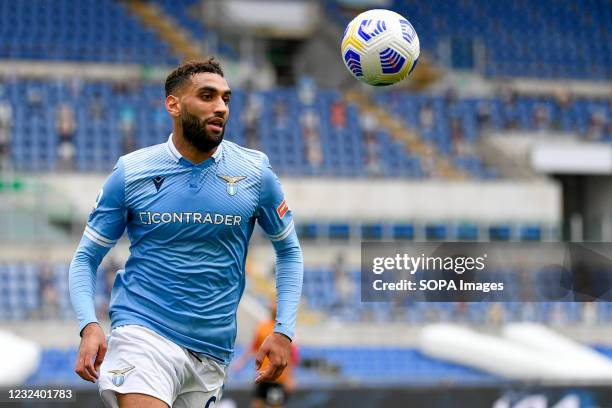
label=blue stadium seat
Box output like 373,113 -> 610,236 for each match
520,225 -> 542,241
425,223 -> 447,240
297,223 -> 319,240
456,223 -> 479,241
328,223 -> 350,240
393,224 -> 414,240
361,223 -> 384,240
489,225 -> 512,241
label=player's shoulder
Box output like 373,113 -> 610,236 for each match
119,142 -> 173,178
121,142 -> 167,165
221,140 -> 269,170
111,142 -> 177,199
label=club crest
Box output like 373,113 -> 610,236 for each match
217,175 -> 246,196
108,365 -> 135,387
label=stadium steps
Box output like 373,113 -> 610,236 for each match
344,90 -> 467,179
123,0 -> 204,61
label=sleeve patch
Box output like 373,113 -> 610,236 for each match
276,199 -> 289,219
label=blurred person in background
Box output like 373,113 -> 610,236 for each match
243,89 -> 262,149
420,147 -> 439,178
361,111 -> 382,176
500,88 -> 519,130
476,100 -> 492,132
119,104 -> 136,154
89,91 -> 106,121
38,263 -> 60,319
273,100 -> 289,131
450,117 -> 469,156
550,303 -> 566,325
418,102 -> 434,133
585,110 -> 606,141
68,76 -> 83,98
26,85 -> 43,117
297,76 -> 316,106
0,97 -> 12,170
112,81 -> 130,96
301,108 -> 323,171
454,301 -> 468,321
532,103 -> 552,132
332,253 -> 355,311
233,300 -> 299,408
486,303 -> 504,326
552,89 -> 574,131
56,103 -> 76,170
582,302 -> 598,326
330,97 -> 347,130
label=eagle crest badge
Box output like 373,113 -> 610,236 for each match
217,175 -> 247,196
108,365 -> 135,387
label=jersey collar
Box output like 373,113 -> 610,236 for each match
166,133 -> 223,164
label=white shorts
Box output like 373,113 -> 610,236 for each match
98,325 -> 226,408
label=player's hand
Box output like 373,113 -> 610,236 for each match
75,322 -> 107,383
254,332 -> 291,383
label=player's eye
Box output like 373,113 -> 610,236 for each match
223,97 -> 231,105
201,94 -> 213,101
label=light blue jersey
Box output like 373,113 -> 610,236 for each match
69,135 -> 303,364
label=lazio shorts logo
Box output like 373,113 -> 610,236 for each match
108,365 -> 135,387
217,175 -> 247,196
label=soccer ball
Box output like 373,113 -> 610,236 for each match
341,9 -> 420,86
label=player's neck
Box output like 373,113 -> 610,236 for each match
171,131 -> 217,165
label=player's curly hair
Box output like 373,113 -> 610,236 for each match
165,57 -> 225,97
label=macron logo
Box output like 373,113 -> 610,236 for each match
152,176 -> 165,192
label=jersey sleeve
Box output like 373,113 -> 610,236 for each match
257,155 -> 303,340
256,155 -> 295,244
69,158 -> 127,333
83,158 -> 127,247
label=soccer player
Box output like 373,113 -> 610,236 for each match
69,58 -> 303,408
233,299 -> 298,408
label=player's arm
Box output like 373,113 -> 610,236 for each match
254,156 -> 304,383
69,158 -> 127,382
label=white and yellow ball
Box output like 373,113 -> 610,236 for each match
341,9 -> 420,86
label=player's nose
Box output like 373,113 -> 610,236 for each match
213,97 -> 228,116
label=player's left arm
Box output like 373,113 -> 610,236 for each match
255,156 -> 303,383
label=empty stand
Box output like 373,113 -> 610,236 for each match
0,0 -> 178,65
327,0 -> 611,79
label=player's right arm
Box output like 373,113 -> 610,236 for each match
254,155 -> 303,383
69,158 -> 127,382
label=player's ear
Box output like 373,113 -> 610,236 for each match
165,95 -> 181,118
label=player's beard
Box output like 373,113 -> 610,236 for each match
180,109 -> 225,153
